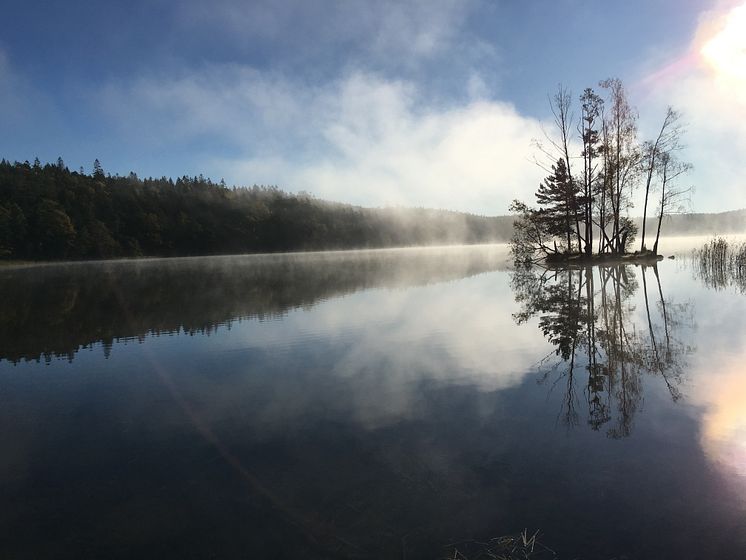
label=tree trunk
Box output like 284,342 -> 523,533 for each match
640,165 -> 653,252
653,202 -> 664,255
653,167 -> 667,255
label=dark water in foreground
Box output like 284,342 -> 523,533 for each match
2,244 -> 746,559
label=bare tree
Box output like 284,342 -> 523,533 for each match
535,85 -> 583,252
599,78 -> 639,255
652,152 -> 692,254
640,107 -> 684,252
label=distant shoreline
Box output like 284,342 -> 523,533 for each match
6,235 -> 746,269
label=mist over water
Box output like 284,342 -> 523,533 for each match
2,239 -> 746,559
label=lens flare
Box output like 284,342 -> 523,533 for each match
700,4 -> 746,83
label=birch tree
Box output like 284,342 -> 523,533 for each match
640,108 -> 684,252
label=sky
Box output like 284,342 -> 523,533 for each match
0,0 -> 744,215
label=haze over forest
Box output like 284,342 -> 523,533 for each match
1,157 -> 744,261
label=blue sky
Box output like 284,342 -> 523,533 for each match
1,0 -> 744,214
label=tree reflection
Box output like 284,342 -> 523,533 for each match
0,248 -> 508,364
512,263 -> 691,437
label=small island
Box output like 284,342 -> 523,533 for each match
510,80 -> 691,267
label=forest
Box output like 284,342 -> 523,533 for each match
0,158 -> 512,260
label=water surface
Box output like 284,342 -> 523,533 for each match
2,243 -> 746,559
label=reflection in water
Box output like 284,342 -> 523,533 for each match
699,357 -> 746,480
0,245 -> 508,364
682,238 -> 746,483
4,245 -> 746,559
511,264 -> 692,438
0,247 -> 546,559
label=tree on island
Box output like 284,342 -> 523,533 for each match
638,107 -> 688,252
652,151 -> 692,255
534,158 -> 578,250
512,79 -> 691,265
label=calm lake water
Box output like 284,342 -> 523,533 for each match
2,241 -> 746,559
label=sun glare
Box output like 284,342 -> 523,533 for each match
700,3 -> 746,82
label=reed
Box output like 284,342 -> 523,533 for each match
442,530 -> 556,559
693,237 -> 746,291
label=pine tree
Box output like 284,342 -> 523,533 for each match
93,159 -> 104,179
579,88 -> 603,256
535,158 -> 579,252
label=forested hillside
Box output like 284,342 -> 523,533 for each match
640,209 -> 746,237
0,159 -> 513,260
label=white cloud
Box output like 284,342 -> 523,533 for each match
99,67 -> 546,215
231,82 -> 544,213
98,65 -> 315,147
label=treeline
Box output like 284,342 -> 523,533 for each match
639,209 -> 746,237
0,158 -> 513,260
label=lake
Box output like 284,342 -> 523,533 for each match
2,241 -> 746,559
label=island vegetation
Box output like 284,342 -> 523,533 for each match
510,79 -> 692,266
